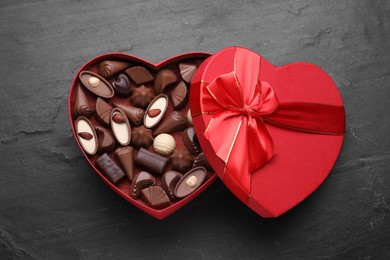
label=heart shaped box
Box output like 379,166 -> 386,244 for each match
68,52 -> 217,220
190,47 -> 345,217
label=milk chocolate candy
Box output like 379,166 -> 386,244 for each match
161,171 -> 182,199
144,94 -> 168,129
110,108 -> 131,146
183,127 -> 201,155
174,167 -> 206,198
170,81 -> 188,109
129,85 -> 155,109
95,97 -> 113,126
153,111 -> 187,136
79,71 -> 114,98
112,73 -> 132,96
135,148 -> 169,175
98,60 -> 131,78
125,66 -> 153,85
193,152 -> 213,171
75,117 -> 98,155
95,153 -> 126,186
179,62 -> 197,84
130,171 -> 156,198
155,69 -> 177,94
73,84 -> 94,118
131,126 -> 154,149
112,103 -> 144,127
114,147 -> 134,181
170,150 -> 194,173
95,126 -> 116,153
140,186 -> 170,209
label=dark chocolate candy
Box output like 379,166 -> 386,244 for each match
130,171 -> 155,198
95,153 -> 126,185
110,108 -> 131,146
135,148 -> 169,175
114,146 -> 134,181
174,167 -> 206,198
153,111 -> 187,136
155,69 -> 177,94
140,186 -> 170,209
112,73 -> 132,96
170,150 -> 194,173
131,126 -> 154,149
179,62 -> 197,84
129,85 -> 155,109
95,126 -> 116,153
193,152 -> 213,171
144,94 -> 168,129
73,83 -> 94,118
161,171 -> 182,199
112,103 -> 144,127
125,66 -> 153,85
98,60 -> 131,78
95,97 -> 113,126
75,116 -> 98,155
79,71 -> 114,98
170,81 -> 188,109
183,127 -> 201,155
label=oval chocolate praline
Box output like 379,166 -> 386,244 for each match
79,71 -> 114,98
144,94 -> 168,129
174,167 -> 207,198
110,108 -> 131,146
75,116 -> 98,155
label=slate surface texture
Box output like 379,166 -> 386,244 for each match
1,0 -> 389,259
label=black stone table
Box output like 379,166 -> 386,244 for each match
1,1 -> 389,259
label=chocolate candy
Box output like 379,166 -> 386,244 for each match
73,84 -> 93,118
140,186 -> 170,209
179,62 -> 197,84
130,171 -> 155,198
183,127 -> 201,155
193,152 -> 213,171
76,116 -> 98,155
95,126 -> 116,153
95,97 -> 113,125
161,171 -> 182,199
129,85 -> 155,109
170,81 -> 188,109
125,66 -> 153,85
174,167 -> 206,198
115,147 -> 134,181
131,126 -> 154,149
186,109 -> 193,125
79,71 -> 114,98
95,153 -> 126,185
155,69 -> 177,94
97,60 -> 131,78
112,73 -> 132,96
153,134 -> 176,156
153,111 -> 187,136
170,150 -> 194,173
135,148 -> 169,175
110,108 -> 131,146
144,94 -> 168,128
112,103 -> 144,127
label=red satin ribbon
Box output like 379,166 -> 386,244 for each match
198,49 -> 345,193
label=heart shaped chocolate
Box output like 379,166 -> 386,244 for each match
69,52 -> 216,220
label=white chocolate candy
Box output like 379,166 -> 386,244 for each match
144,94 -> 168,128
153,133 -> 176,156
111,109 -> 131,146
187,109 -> 193,125
186,175 -> 197,188
88,76 -> 100,87
76,117 -> 98,155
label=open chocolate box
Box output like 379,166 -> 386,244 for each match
69,47 -> 345,220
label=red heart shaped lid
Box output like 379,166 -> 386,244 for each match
190,46 -> 345,217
